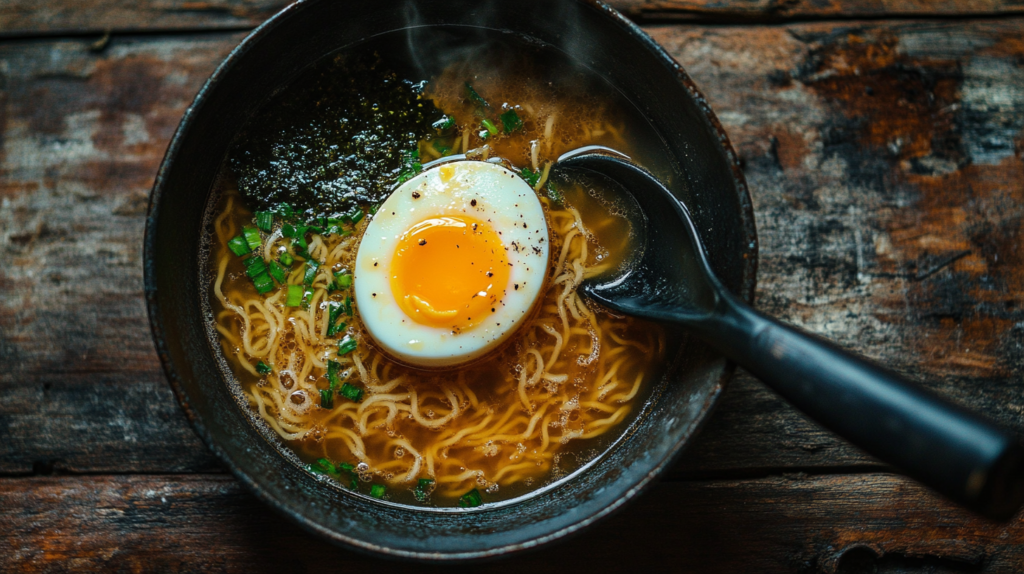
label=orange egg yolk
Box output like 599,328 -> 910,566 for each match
390,215 -> 510,330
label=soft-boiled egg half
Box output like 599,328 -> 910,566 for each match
354,161 -> 550,368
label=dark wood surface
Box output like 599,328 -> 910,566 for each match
2,2 -> 1024,572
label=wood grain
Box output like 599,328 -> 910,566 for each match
2,473 -> 1022,572
3,0 -> 1024,37
3,19 -> 1024,479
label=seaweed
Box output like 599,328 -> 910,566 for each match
228,53 -> 444,220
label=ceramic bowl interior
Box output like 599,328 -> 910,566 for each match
145,0 -> 757,560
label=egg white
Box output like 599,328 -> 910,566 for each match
354,160 -> 550,368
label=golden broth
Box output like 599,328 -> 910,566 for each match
206,34 -> 667,507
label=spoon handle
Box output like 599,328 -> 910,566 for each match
700,290 -> 1024,519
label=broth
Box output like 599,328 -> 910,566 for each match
205,30 -> 674,508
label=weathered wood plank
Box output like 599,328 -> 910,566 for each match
3,473 -> 1022,572
2,0 -> 1024,37
2,20 -> 1024,476
639,0 -> 1024,20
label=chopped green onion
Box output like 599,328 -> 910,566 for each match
293,232 -> 309,257
396,149 -> 422,184
279,252 -> 294,267
305,224 -> 324,235
547,183 -> 563,205
370,484 -> 387,499
327,360 -> 343,390
276,203 -> 295,221
481,118 -> 499,137
327,303 -> 346,337
334,273 -> 353,290
228,235 -> 251,256
433,138 -> 452,155
459,488 -> 483,508
308,458 -> 335,475
325,224 -> 351,237
340,382 -> 362,402
521,167 -> 540,188
268,261 -> 286,284
319,388 -> 334,409
252,272 -> 274,294
302,287 -> 314,309
465,82 -> 490,110
244,256 -> 267,279
286,284 -> 303,307
338,334 -> 358,356
281,223 -> 298,238
433,115 -> 456,131
327,319 -> 347,338
243,226 -> 262,251
255,211 -> 273,232
414,478 -> 434,502
255,361 -> 272,375
370,203 -> 381,216
344,295 -> 353,316
303,260 -> 320,286
478,130 -> 491,140
500,109 -> 523,133
338,462 -> 358,489
350,208 -> 365,225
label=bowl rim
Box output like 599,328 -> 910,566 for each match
144,0 -> 759,561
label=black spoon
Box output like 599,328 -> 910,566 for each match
557,152 -> 1024,520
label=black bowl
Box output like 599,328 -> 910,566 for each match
144,0 -> 757,560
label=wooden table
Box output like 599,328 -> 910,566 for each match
3,1 -> 1024,571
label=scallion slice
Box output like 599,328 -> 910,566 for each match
481,118 -> 499,137
243,226 -> 262,251
344,295 -> 353,316
281,223 -> 298,238
303,260 -> 319,286
337,462 -> 358,489
334,273 -> 353,290
279,252 -> 294,267
520,167 -> 540,188
244,256 -> 267,279
396,150 -> 422,184
276,202 -> 295,221
370,484 -> 386,499
286,284 -> 303,307
340,382 -> 362,402
500,109 -> 523,133
255,361 -> 272,375
255,211 -> 273,232
465,82 -> 490,109
350,208 -> 365,225
327,303 -> 346,337
268,261 -> 286,284
228,235 -> 250,256
252,272 -> 274,294
327,360 -> 342,390
338,334 -> 358,356
414,478 -> 434,502
308,458 -> 334,475
432,115 -> 456,131
319,388 -> 334,409
458,488 -> 483,508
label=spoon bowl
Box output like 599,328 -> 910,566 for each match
557,152 -> 1024,520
